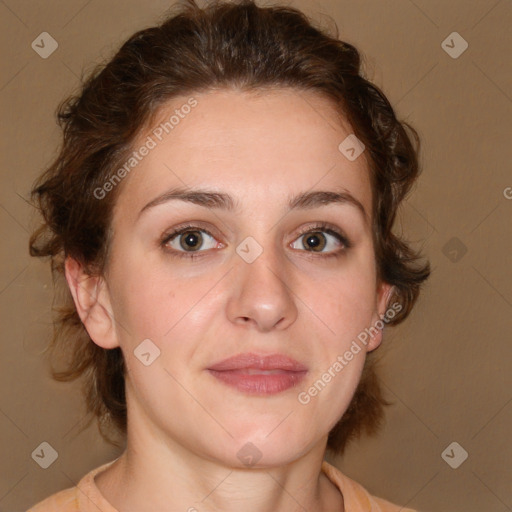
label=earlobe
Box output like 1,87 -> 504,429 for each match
366,281 -> 395,352
64,256 -> 119,349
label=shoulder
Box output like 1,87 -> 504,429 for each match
27,487 -> 78,511
27,458 -> 119,512
322,460 -> 418,512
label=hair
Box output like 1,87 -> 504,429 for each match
29,0 -> 431,455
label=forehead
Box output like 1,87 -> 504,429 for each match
114,88 -> 372,223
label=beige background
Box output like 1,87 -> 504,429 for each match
1,0 -> 511,510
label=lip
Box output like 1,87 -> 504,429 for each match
207,352 -> 308,395
208,352 -> 308,372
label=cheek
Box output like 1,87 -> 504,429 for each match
106,253 -> 165,341
313,263 -> 377,345
109,257 -> 220,344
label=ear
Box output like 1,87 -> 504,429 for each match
64,256 -> 119,349
366,280 -> 395,352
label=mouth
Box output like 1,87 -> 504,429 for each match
207,352 -> 308,395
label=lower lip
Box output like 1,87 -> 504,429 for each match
207,369 -> 307,395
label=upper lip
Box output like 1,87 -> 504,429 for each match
207,352 -> 308,372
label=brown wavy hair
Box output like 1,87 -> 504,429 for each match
29,0 -> 431,455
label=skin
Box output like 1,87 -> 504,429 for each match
65,88 -> 394,512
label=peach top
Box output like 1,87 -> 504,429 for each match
28,459 -> 416,511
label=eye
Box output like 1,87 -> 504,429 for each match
161,225 -> 222,259
290,223 -> 350,256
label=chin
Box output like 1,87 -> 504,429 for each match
219,428 -> 314,469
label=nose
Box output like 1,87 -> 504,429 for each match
225,242 -> 298,332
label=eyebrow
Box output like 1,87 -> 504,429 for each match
137,186 -> 368,224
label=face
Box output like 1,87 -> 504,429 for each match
73,88 -> 393,467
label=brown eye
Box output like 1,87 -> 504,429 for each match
302,231 -> 327,252
162,227 -> 219,255
178,230 -> 204,251
290,226 -> 348,256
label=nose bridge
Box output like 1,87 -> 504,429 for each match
239,237 -> 287,292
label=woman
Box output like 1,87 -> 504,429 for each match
28,0 -> 431,510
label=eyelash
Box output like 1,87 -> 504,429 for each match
159,222 -> 351,261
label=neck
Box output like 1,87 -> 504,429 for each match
95,430 -> 343,512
